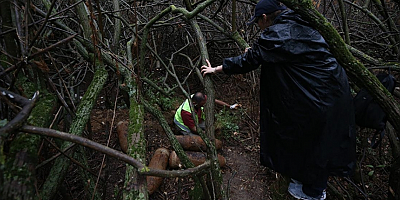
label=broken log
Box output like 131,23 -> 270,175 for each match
175,135 -> 222,151
147,148 -> 170,195
116,121 -> 128,153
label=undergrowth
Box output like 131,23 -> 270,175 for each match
215,108 -> 240,140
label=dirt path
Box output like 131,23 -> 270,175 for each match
221,142 -> 273,199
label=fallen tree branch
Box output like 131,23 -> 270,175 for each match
0,91 -> 21,113
20,125 -> 211,178
0,87 -> 33,105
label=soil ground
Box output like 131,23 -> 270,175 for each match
81,76 -> 283,200
87,108 -> 278,200
56,74 -> 393,200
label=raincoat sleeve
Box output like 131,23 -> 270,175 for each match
222,19 -> 333,75
222,28 -> 290,75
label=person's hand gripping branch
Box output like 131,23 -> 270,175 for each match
201,59 -> 222,77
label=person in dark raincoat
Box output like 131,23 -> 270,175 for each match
201,0 -> 356,199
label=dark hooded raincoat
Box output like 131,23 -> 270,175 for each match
222,10 -> 356,184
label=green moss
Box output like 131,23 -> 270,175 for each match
127,95 -> 146,162
122,82 -> 148,199
70,66 -> 107,135
144,88 -> 178,111
27,93 -> 57,127
9,133 -> 40,155
139,166 -> 150,173
6,93 -> 56,173
1,67 -> 58,198
4,157 -> 33,179
0,119 -> 8,127
16,75 -> 37,97
9,75 -> 57,158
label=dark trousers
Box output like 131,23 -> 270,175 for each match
302,175 -> 328,198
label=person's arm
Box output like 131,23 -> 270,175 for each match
201,59 -> 223,76
215,99 -> 241,109
181,110 -> 198,134
215,99 -> 230,107
188,125 -> 198,134
201,31 -> 282,76
201,51 -> 260,76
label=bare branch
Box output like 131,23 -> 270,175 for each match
0,90 -> 39,137
20,125 -> 211,178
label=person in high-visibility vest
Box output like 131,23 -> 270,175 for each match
174,92 -> 240,135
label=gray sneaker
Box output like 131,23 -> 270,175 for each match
288,181 -> 326,200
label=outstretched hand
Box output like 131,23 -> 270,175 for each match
201,59 -> 216,77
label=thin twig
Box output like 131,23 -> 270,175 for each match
27,34 -> 77,60
28,0 -> 57,49
92,88 -> 119,200
36,143 -> 76,169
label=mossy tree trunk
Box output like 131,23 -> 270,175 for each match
39,66 -> 108,200
189,18 -> 226,200
38,0 -> 106,199
122,25 -> 147,199
123,94 -> 147,200
0,2 -> 58,199
1,82 -> 56,200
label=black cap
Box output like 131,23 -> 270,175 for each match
247,0 -> 287,25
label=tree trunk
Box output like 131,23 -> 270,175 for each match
123,23 -> 147,199
123,96 -> 147,200
1,86 -> 56,200
40,66 -> 108,200
38,0 -> 107,198
189,18 -> 226,200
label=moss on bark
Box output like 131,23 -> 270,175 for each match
40,66 -> 108,200
123,84 -> 148,200
1,76 -> 56,199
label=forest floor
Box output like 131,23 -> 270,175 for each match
82,108 -> 274,200
84,104 -> 282,200
58,75 -> 393,200
77,76 -> 287,200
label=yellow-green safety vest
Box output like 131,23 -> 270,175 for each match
174,95 -> 205,132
